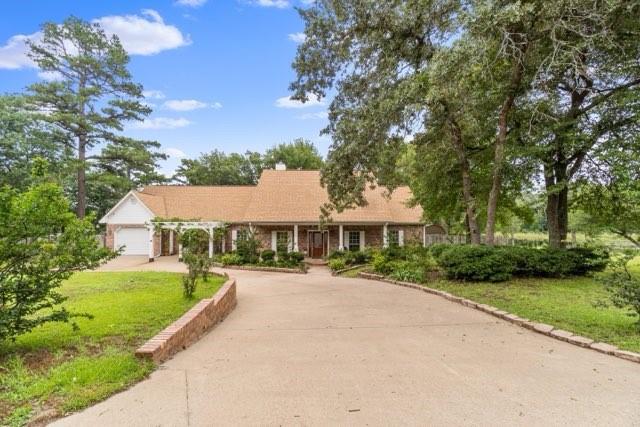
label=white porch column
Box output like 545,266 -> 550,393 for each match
208,228 -> 214,258
169,230 -> 174,255
221,236 -> 226,253
339,224 -> 344,251
383,223 -> 389,248
148,226 -> 155,262
423,225 -> 427,247
293,224 -> 299,252
178,243 -> 183,261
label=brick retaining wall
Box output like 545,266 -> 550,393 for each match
135,278 -> 237,363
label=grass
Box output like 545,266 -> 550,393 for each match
339,265 -> 371,278
0,271 -> 225,426
426,258 -> 640,353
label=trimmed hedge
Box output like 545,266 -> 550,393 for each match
436,245 -> 609,282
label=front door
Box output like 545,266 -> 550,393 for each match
310,231 -> 324,258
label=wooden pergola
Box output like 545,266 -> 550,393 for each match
147,221 -> 226,262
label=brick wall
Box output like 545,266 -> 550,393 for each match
135,278 -> 237,363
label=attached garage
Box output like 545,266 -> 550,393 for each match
114,227 -> 149,255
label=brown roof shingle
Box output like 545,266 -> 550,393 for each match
135,170 -> 423,224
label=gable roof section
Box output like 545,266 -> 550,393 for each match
136,185 -> 255,222
125,170 -> 423,224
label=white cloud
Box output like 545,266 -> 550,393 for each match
275,93 -> 324,109
288,32 -> 306,43
0,33 -> 40,69
143,89 -> 166,99
297,110 -> 328,120
163,99 -> 223,111
253,0 -> 289,8
175,0 -> 207,6
37,70 -> 64,81
164,147 -> 187,158
130,117 -> 192,130
94,9 -> 191,56
163,99 -> 207,111
0,10 -> 189,70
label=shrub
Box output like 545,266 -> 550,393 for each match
0,180 -> 114,341
438,246 -> 514,282
220,253 -> 243,266
260,249 -> 275,261
437,245 -> 610,282
428,243 -> 452,259
389,261 -> 425,283
328,258 -> 347,272
567,246 -> 609,274
289,251 -> 305,263
598,251 -> 640,325
372,252 -> 392,274
277,250 -> 290,262
236,231 -> 261,264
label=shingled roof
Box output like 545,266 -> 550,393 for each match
134,170 -> 423,224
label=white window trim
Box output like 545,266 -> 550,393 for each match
344,230 -> 365,251
231,229 -> 238,251
272,230 -> 293,253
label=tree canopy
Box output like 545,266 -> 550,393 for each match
263,138 -> 324,170
175,139 -> 323,185
291,0 -> 640,247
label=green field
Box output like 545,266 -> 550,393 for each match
0,271 -> 225,426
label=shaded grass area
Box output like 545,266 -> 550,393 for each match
339,265 -> 371,278
427,259 -> 640,352
0,271 -> 224,426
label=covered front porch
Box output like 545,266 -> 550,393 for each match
249,223 -> 434,259
148,221 -> 226,262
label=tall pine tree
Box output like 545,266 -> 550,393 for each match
27,17 -> 165,218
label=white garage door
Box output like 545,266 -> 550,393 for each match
115,227 -> 148,255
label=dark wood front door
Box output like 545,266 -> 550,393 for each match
310,231 -> 324,258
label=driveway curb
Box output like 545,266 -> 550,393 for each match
135,278 -> 238,363
358,272 -> 640,365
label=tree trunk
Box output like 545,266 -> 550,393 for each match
544,163 -> 569,248
447,114 -> 481,244
77,136 -> 86,218
485,53 -> 526,246
76,75 -> 87,218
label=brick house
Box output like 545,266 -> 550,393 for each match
99,167 -> 444,261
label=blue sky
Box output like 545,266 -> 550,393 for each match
0,0 -> 329,175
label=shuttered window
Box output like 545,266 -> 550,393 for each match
347,231 -> 360,251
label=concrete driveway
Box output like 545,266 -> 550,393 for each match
55,260 -> 640,426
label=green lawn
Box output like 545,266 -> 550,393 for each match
426,260 -> 640,353
0,271 -> 225,426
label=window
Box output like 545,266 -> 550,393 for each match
388,230 -> 400,247
237,229 -> 249,242
348,231 -> 361,251
276,231 -> 290,253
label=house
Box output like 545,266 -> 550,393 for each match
99,167 -> 445,261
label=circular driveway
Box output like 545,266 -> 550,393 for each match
55,261 -> 640,426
